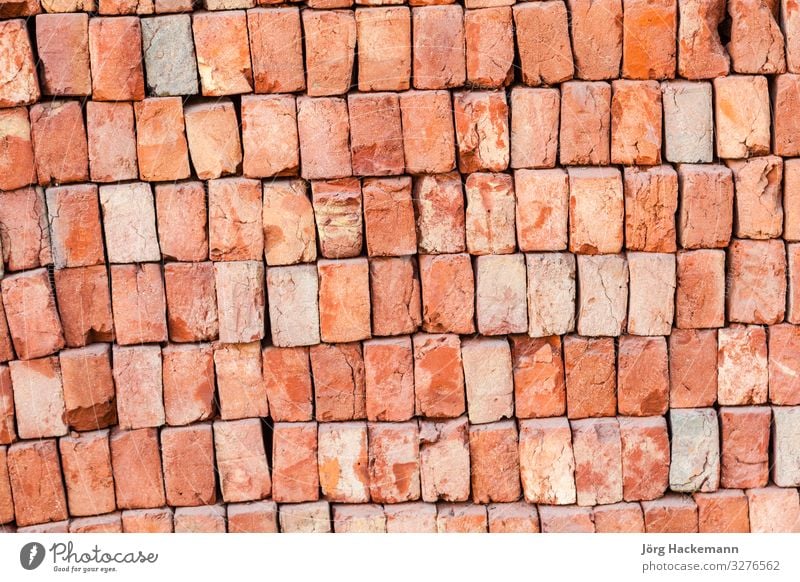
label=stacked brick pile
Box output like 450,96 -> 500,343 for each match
1,0 -> 800,534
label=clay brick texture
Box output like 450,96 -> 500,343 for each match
0,0 -> 799,536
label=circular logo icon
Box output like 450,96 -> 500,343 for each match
20,542 -> 46,570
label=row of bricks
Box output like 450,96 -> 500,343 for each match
6,1 -> 800,101
3,489 -> 800,533
1,409 -> 799,527
6,76 -> 800,189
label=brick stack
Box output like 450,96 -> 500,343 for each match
1,0 -> 800,534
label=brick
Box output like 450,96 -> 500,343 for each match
297,97 -> 352,180
204,0 -> 253,10
278,501 -> 331,533
173,505 -> 226,533
192,10 -> 253,95
453,91 -> 509,173
141,15 -> 198,96
214,342 -> 268,420
510,336 -> 565,419
363,338 -> 414,422
112,345 -> 164,430
593,502 -> 645,532
214,261 -> 265,343
465,7 -> 513,88
0,447 -> 13,523
512,2 -> 573,86
318,422 -> 369,503
399,91 -> 455,174
161,424 -> 216,507
464,173 -> 515,255
121,508 -> 174,533
786,161 -> 800,241
53,266 -> 114,348
59,430 -> 114,516
769,324 -> 800,405
621,0 -> 677,80
317,258 -> 371,342
70,513 -> 122,533
413,333 -> 466,418
241,95 -> 299,179
509,89 -> 559,170
785,0 -> 800,73
9,357 -> 67,439
303,9 -> 356,97
35,13 -> 91,96
15,521 -> 68,533
7,440 -> 67,526
727,156 -> 784,239
214,419 -> 271,502
355,7 -> 411,91
747,487 -> 800,532
627,252 -> 675,336
208,177 -> 263,261
729,0 -> 786,74
271,422 -> 318,503
487,503 -> 540,533
418,417 -> 469,502
29,101 -> 89,186
565,0 -> 622,80
676,0 -> 729,79
514,169 -> 567,251
0,108 -> 36,191
0,310 -> 11,364
45,184 -> 103,270
538,505 -> 595,533
110,264 -> 168,345
773,406 -> 800,486
461,337 -> 513,424
668,408 -> 720,492
247,8 -> 305,93
469,420 -> 520,503
559,82 -> 611,166
154,182 -> 207,262
775,75 -> 800,157
348,93 -> 404,176
59,344 -> 117,431
363,177 -> 417,257
311,179 -> 362,259
619,416 -> 670,501
624,166 -> 678,253
368,422 -> 420,503
163,263 -> 218,343
99,0 -> 154,12
792,245 -> 800,322
262,346 -> 313,422
642,495 -> 698,533
714,75 -> 771,159
384,502 -> 436,533
436,503 -> 487,533
717,325 -> 769,406
413,173 -> 465,253
332,505 -> 385,533
226,501 -> 278,533
1,269 -> 64,360
728,239 -> 787,324
418,253 -> 474,334
134,97 -> 190,182
662,81 -> 714,163
577,254 -> 629,337
519,417 -> 576,504
0,19 -> 40,107
88,17 -> 144,101
86,102 -> 138,183
0,187 -> 51,272
695,490 -> 750,533
564,336 -> 616,419
677,165 -> 734,249
99,183 -> 160,263
0,367 -> 15,443
266,265 -> 319,347
617,336 -> 669,416
610,80 -> 662,165
412,5 -> 465,89
0,0 -> 40,15
526,253 -> 576,337
311,343 -> 366,421
184,101 -> 242,180
475,255 -> 527,336
262,180 -> 316,266
675,250 -> 725,329
162,344 -> 215,426
719,406 -> 770,489
568,167 -> 624,255
571,417 -> 623,506
110,428 -> 166,509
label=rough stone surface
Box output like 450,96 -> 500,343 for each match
141,15 -> 198,96
668,408 -> 720,493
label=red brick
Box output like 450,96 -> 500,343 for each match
0,19 -> 40,107
317,258 -> 371,342
368,422 -> 420,503
362,177 -> 416,257
368,257 -> 421,337
297,97 -> 352,180
214,342 -> 268,420
412,5 -> 465,89
747,487 -> 800,532
302,9 -> 355,96
0,446 -> 13,524
54,266 -> 114,348
384,502 -> 437,533
514,169 -> 568,251
677,0 -> 729,79
616,336 -> 669,416
642,495 -> 698,533
174,505 -> 226,533
272,422 -> 318,503
88,17 -> 144,101
610,80 -> 662,165
214,261 -> 266,343
262,346 -> 313,422
0,307 -> 12,364
568,167 -> 624,254
7,440 -> 67,526
227,501 -> 278,533
669,329 -> 718,408
110,428 -> 165,509
35,13 -> 91,96
192,10 -> 253,96
453,91 -> 509,173
9,357 -> 67,439
785,0 -> 800,73
363,338 -> 414,422
0,108 -> 36,191
593,502 -> 645,532
134,97 -> 190,182
86,102 -> 137,183
241,95 -> 299,179
413,333 -> 466,418
59,344 -> 116,431
465,173 -> 516,255
727,239 -> 787,325
1,268 -> 64,360
566,0 -> 622,80
209,177 -> 263,262
513,2 -> 573,86
436,503 -> 487,532
418,417 -> 469,502
413,173 -> 466,253
564,336 -> 616,419
247,7 -> 305,94
214,418 -> 271,502
121,508 -> 174,533
310,342 -> 366,421
262,180 -> 316,266
728,156 -> 784,239
571,417 -> 623,505
559,81 -> 611,165
718,325 -> 769,405
162,344 -> 215,426
509,88 -> 559,170
356,6 -> 411,91
775,75 -> 800,156
112,345 -> 164,430
161,423 -> 216,507
0,187 -> 51,272
311,178 -> 362,259
318,422 -> 369,503
576,254 -> 629,336
154,182 -> 208,262
59,429 -> 115,516
109,264 -> 167,345
675,249 -> 725,329
487,502 -> 540,533
538,505 -> 594,532
29,101 -> 89,186
163,263 -> 218,343
99,0 -> 155,12
399,91 -> 455,174
621,0 -> 677,80
184,101 -> 242,180
720,406 -> 770,489
465,7 -> 513,88
70,513 -> 122,533
713,75 -> 771,159
729,0 -> 786,74
0,366 -> 15,443
619,416 -> 670,501
695,490 -> 750,533
419,253 -> 474,334
519,417 -> 576,505
469,420 -> 520,503
510,336 -> 565,419
348,93 -> 404,176
624,166 -> 678,252
791,244 -> 800,322
768,324 -> 800,405
45,185 -> 102,270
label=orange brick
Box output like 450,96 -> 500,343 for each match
512,2 -> 573,86
110,264 -> 168,346
728,0 -> 786,74
86,102 -> 138,183
36,13 -> 91,96
720,406 -> 771,488
642,495 -> 698,533
192,10 -> 253,96
214,419 -> 271,503
566,0 -> 623,80
676,0 -> 729,79
469,420 -> 520,503
714,75 -> 771,159
610,80 -> 662,165
161,423 -> 216,507
564,336 -> 616,419
241,95 -> 299,179
768,323 -> 800,405
0,19 -> 40,107
162,344 -> 215,426
571,417 -> 623,505
112,345 -> 164,430
29,101 -> 89,186
465,7 -> 513,88
624,166 -> 678,252
348,92 -> 405,176
154,182 -> 208,262
110,428 -> 166,510
318,258 -> 371,342
1,269 -> 64,360
7,440 -> 67,526
134,97 -> 190,182
677,165 -> 734,249
297,97 -> 352,180
318,422 -> 369,503
619,416 -> 670,501
559,81 -> 611,165
209,177 -> 264,261
717,325 -> 769,406
88,16 -> 145,100
695,490 -> 750,533
419,253 -> 475,334
310,343 -> 366,421
465,173 -> 516,255
419,417 -> 470,502
59,344 -> 117,431
164,263 -> 218,343
364,337 -> 415,422
214,342 -> 268,420
509,88 -> 559,170
356,7 -> 412,91
247,7 -> 305,93
669,329 -> 718,408
272,422 -> 319,503
412,5 -> 465,89
184,100 -> 242,180
303,9 -> 355,97
453,91 -> 509,173
399,90 -> 456,174
727,239 -> 786,325
510,335 -> 565,419
413,333 -> 466,418
368,422 -> 420,503
9,357 -> 67,439
0,108 -> 36,191
621,0 -> 677,80
413,173 -> 466,254
617,336 -> 669,416
53,266 -> 115,348
59,429 -> 115,516
262,346 -> 313,422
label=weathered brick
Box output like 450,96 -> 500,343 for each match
161,423 -> 216,507
154,182 -> 208,262
121,508 -> 174,533
669,329 -> 718,408
509,89 -> 559,170
262,346 -> 313,422
642,494 -> 698,533
510,335 -> 565,419
593,502 -> 645,532
611,80 -> 662,165
617,336 -> 669,416
718,325 -> 769,405
318,258 -> 371,342
303,9 -> 355,96
318,422 -> 369,503
214,342 -> 268,420
720,406 -> 771,489
163,263 -> 218,343
110,264 -> 167,345
9,357 -> 67,438
624,166 -> 678,253
1,269 -> 64,360
368,422 -> 420,503
462,337 -> 514,424
571,417 -> 623,506
627,252 -> 675,336
662,81 -> 714,163
399,91 -> 455,175
419,253 -> 474,334
512,2 -> 573,86
36,13 -> 91,96
356,6 -> 411,91
29,101 -> 89,186
363,177 -> 416,257
412,5 -> 465,89
668,408 -> 720,492
538,505 -> 595,533
7,440 -> 67,526
110,428 -> 166,509
419,416 -> 469,502
363,338 -> 414,422
278,501 -> 331,533
568,167 -> 624,254
566,0 -> 622,80
241,95 -> 298,179
475,255 -> 527,335
247,7 -> 305,93
214,419 -> 271,502
727,239 -> 786,325
768,324 -> 800,405
184,101 -> 242,180
53,266 -> 114,348
464,173 -> 515,255
676,0 -> 729,79
162,344 -> 215,426
564,335 -> 617,419
59,344 -> 116,431
227,501 -> 278,533
772,406 -> 800,487
576,254 -> 629,337
310,343 -> 366,421
746,487 -> 800,532
192,10 -> 253,95
88,17 -> 145,101
99,183 -> 160,263
695,490 -> 750,533
86,102 -> 138,183
728,0 -> 786,74
141,15 -> 198,96
112,345 -> 164,430
621,0 -> 677,80
413,173 -> 465,254
677,164 -> 734,249
619,416 -> 670,501
311,178 -> 362,259
59,430 -> 115,516
436,503 -> 487,532
469,420 -> 520,503
384,502 -> 436,533
464,7 -> 513,88
519,417 -> 576,505
728,156 -> 784,239
271,422 -> 318,503
297,97 -> 352,180
525,252 -> 576,337
262,180 -> 316,266
413,333 -> 466,418
713,75 -> 771,159
0,187 -> 51,272
0,108 -> 36,191
214,261 -> 265,343
134,97 -> 190,182
173,505 -> 226,533
0,19 -> 40,107
348,92 -> 404,176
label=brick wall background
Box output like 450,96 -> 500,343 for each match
1,0 -> 800,533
